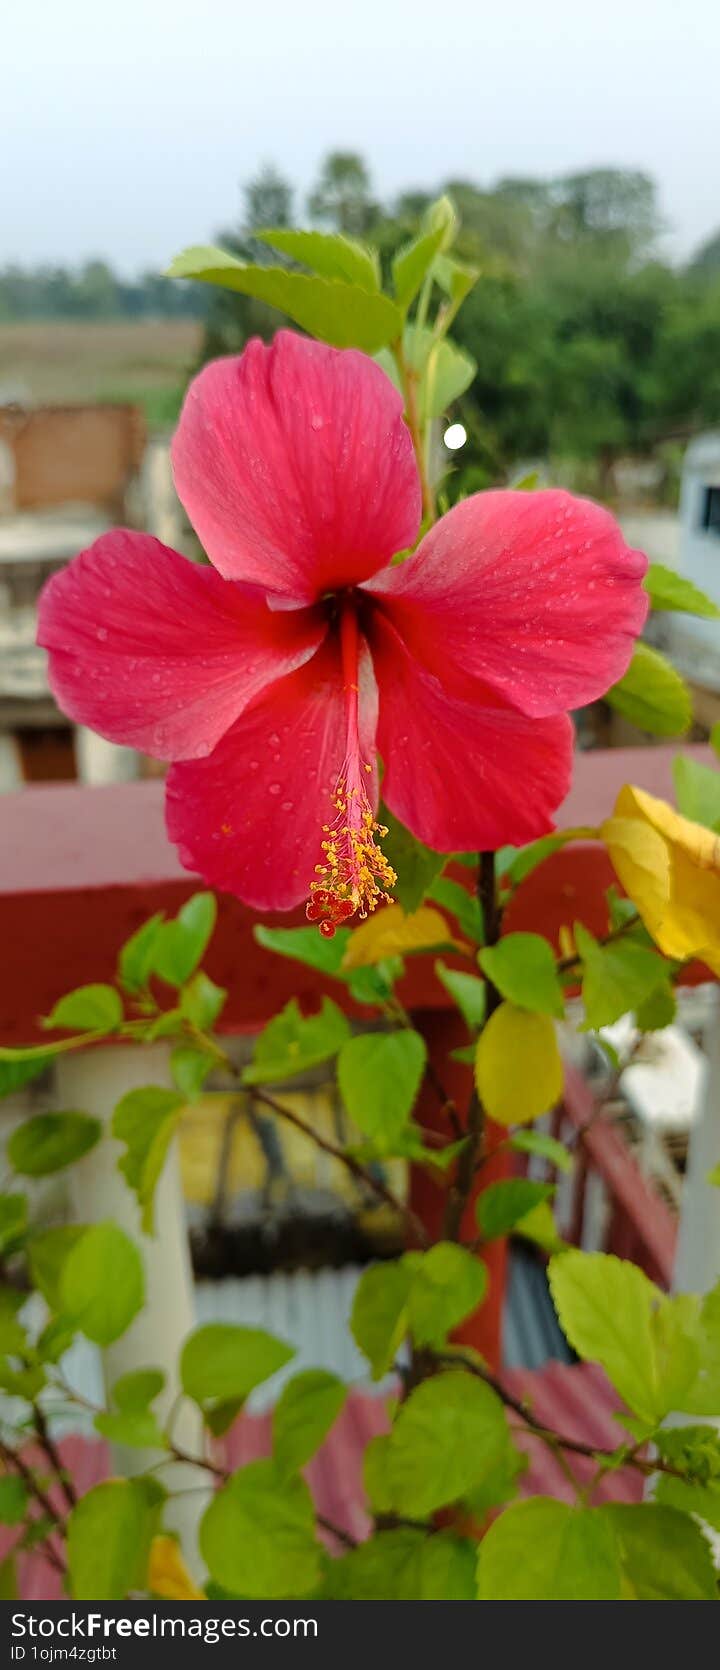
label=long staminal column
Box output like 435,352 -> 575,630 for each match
306,603 -> 396,937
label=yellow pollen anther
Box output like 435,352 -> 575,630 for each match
306,764 -> 397,933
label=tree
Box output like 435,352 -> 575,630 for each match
307,150 -> 378,234
244,163 -> 293,231
689,228 -> 720,279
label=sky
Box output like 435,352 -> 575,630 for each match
3,0 -> 719,272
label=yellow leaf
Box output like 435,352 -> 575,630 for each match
341,905 -> 463,969
147,1534 -> 204,1600
474,1002 -> 563,1127
602,785 -> 720,975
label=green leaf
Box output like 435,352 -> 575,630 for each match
635,981 -> 677,1032
117,912 -> 165,993
463,1444 -> 528,1519
510,1129 -> 573,1173
346,959 -> 403,1007
383,1370 -> 510,1518
254,922 -> 350,976
28,1226 -> 85,1310
179,970 -> 227,1030
434,962 -> 487,1031
654,1425 -> 720,1529
574,921 -> 669,1028
337,1030 -> 426,1149
673,753 -> 720,831
422,338 -> 477,419
477,1499 -> 622,1600
712,722 -> 720,759
380,808 -> 445,913
111,1086 -> 184,1235
606,643 -> 691,736
499,830 -> 592,886
427,876 -> 483,942
404,1243 -> 487,1347
0,1054 -> 52,1099
0,1360 -> 44,1399
37,1314 -> 77,1363
549,1250 -> 698,1426
644,562 -> 720,619
60,1223 -> 145,1346
255,227 -> 379,290
180,1323 -> 294,1418
350,1261 -> 412,1379
393,223 -> 448,310
322,1529 -> 477,1600
656,1473 -> 720,1534
603,1503 -> 717,1600
476,1179 -> 555,1241
67,1478 -> 162,1600
113,1368 -> 165,1410
150,892 -> 216,986
273,1369 -> 346,1479
432,251 -> 479,306
390,1131 -> 469,1175
168,248 -> 403,352
244,998 -> 351,1086
679,1281 -> 720,1416
7,1111 -> 101,1176
0,1555 -> 17,1598
474,1003 -> 563,1126
0,1193 -> 27,1255
200,1458 -> 320,1599
0,1290 -> 34,1357
0,1476 -> 29,1526
479,933 -> 564,1017
43,984 -> 122,1033
513,1198 -> 566,1254
170,1045 -> 213,1102
94,1410 -> 166,1449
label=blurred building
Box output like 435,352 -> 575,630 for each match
0,403 -> 186,789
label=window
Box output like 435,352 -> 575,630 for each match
700,486 -> 720,536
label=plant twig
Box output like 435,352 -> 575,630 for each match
33,1403 -> 78,1510
251,1087 -> 429,1248
434,1348 -> 687,1482
188,1030 -> 430,1247
442,853 -> 501,1240
0,1438 -> 67,1574
394,338 -> 435,523
158,1440 -> 358,1549
557,912 -> 641,977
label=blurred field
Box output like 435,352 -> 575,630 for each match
0,319 -> 202,429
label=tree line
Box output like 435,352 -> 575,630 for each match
0,261 -> 205,322
4,152 -> 720,489
201,154 -> 720,495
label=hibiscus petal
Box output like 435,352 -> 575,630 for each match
37,529 -> 325,760
370,612 -> 574,851
165,635 -> 379,911
171,330 -> 421,602
365,488 -> 648,718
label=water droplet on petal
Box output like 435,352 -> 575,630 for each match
268,782 -> 281,796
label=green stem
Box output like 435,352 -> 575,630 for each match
442,853 -> 501,1240
393,337 -> 436,524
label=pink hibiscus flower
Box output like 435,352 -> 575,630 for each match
37,330 -> 647,932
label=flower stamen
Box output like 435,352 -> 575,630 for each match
306,766 -> 397,936
306,600 -> 396,936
